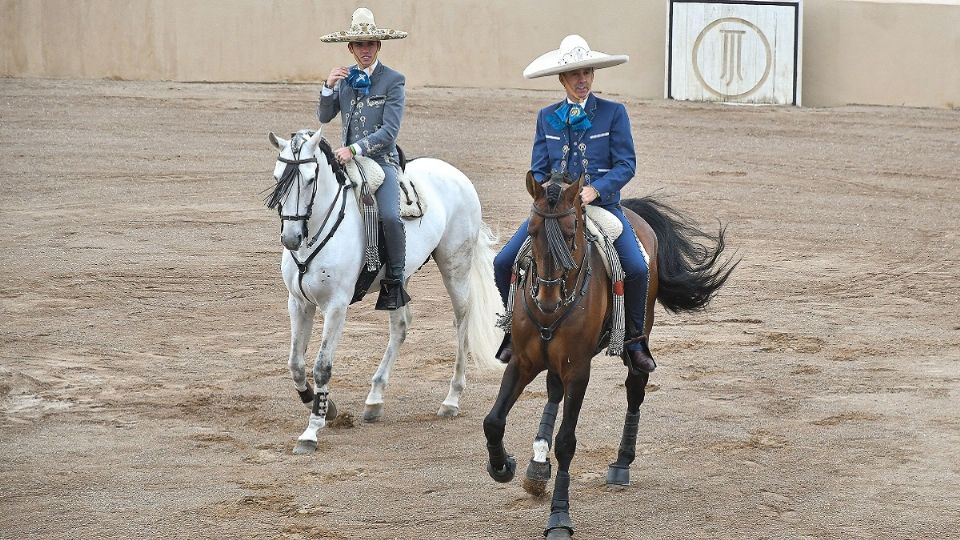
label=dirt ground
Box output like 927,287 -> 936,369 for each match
1,78 -> 958,540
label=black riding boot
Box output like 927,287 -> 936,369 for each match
496,333 -> 513,364
375,265 -> 410,310
623,276 -> 656,374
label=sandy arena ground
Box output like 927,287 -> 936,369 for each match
1,78 -> 958,539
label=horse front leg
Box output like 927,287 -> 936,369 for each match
607,370 -> 650,485
483,360 -> 541,483
545,368 -> 591,540
362,305 -> 411,422
293,302 -> 348,455
287,294 -> 317,408
522,371 -> 564,496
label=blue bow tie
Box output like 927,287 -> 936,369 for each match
547,102 -> 592,132
345,67 -> 371,95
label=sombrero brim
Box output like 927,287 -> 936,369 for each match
320,29 -> 408,43
523,52 -> 629,79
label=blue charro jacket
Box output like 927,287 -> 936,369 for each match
531,94 -> 637,206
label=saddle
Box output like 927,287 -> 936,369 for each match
343,154 -> 426,219
342,148 -> 427,304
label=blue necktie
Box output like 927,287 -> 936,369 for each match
345,67 -> 371,95
547,102 -> 592,131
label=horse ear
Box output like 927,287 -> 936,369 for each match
269,132 -> 287,149
574,173 -> 585,192
304,128 -> 324,152
525,171 -> 543,199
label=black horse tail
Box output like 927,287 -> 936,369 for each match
621,196 -> 739,313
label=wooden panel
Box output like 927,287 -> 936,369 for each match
668,0 -> 802,105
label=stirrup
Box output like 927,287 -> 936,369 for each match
375,277 -> 410,310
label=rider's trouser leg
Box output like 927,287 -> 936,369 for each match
492,220 -> 530,362
494,220 -> 530,308
608,204 -> 656,372
374,160 -> 409,310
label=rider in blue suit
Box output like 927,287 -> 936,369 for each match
494,35 -> 656,373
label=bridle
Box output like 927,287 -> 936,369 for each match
277,154 -> 320,240
523,202 -> 593,341
274,141 -> 353,303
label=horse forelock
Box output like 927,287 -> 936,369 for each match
545,182 -> 563,209
266,161 -> 299,209
290,129 -> 313,153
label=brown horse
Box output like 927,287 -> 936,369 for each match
483,172 -> 737,539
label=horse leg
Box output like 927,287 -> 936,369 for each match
287,294 -> 317,409
607,370 -> 650,486
293,302 -> 348,455
522,371 -> 563,496
483,360 -> 541,483
437,257 -> 471,417
545,370 -> 591,540
363,304 -> 411,422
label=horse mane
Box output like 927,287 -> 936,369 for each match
265,131 -> 344,210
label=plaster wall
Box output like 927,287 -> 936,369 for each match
1,0 -> 957,107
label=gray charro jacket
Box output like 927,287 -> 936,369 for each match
316,62 -> 405,164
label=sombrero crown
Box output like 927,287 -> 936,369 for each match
523,35 -> 628,79
320,7 -> 407,42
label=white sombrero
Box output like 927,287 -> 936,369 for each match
523,35 -> 629,79
320,7 -> 408,43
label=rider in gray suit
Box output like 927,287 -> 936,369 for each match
317,8 -> 410,310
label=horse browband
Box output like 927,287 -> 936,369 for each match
531,206 -> 576,219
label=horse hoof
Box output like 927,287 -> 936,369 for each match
363,403 -> 384,423
326,399 -> 338,420
545,528 -> 573,540
545,512 -> 574,539
487,455 -> 516,483
522,458 -> 552,496
437,403 -> 460,417
606,464 -> 630,486
293,439 -> 317,455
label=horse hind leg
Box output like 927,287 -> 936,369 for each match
363,305 -> 411,422
523,371 -> 563,496
293,303 -> 348,455
437,255 -> 472,417
606,370 -> 650,486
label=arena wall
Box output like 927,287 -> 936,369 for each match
1,0 -> 958,108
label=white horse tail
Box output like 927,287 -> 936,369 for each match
464,220 -> 506,370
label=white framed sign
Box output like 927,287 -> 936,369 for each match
666,0 -> 803,105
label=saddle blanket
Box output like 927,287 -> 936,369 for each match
583,205 -> 650,276
344,156 -> 425,219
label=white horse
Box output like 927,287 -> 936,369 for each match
267,128 -> 503,454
